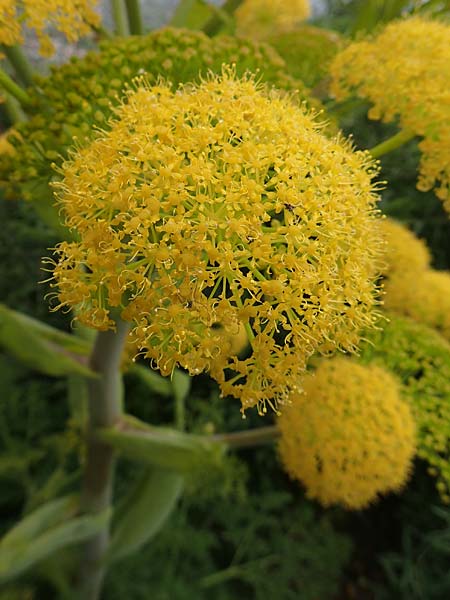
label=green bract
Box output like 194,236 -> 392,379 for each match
1,27 -> 313,209
360,315 -> 450,502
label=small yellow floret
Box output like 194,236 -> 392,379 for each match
278,358 -> 416,509
0,0 -> 100,56
330,17 -> 450,208
236,0 -> 311,40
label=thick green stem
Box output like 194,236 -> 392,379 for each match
2,45 -> 34,88
110,0 -> 130,36
76,318 -> 129,600
368,128 -> 416,159
202,0 -> 243,36
211,426 -> 279,448
125,0 -> 144,35
0,67 -> 31,107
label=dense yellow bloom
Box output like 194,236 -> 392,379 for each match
0,0 -> 100,56
330,17 -> 450,208
49,71 -> 382,414
236,0 -> 311,40
384,269 -> 450,341
380,217 -> 431,276
278,358 -> 416,509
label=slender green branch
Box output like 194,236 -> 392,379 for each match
2,45 -> 34,88
0,67 -> 31,107
76,317 -> 130,600
3,94 -> 26,124
368,128 -> 416,159
210,426 -> 279,448
125,0 -> 144,35
92,23 -> 114,40
110,0 -> 130,36
202,0 -> 243,36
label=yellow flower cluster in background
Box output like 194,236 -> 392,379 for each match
361,315 -> 450,503
379,217 -> 431,276
330,17 -> 450,209
381,217 -> 450,342
278,358 -> 416,509
49,71 -> 383,415
236,0 -> 311,40
0,0 -> 100,56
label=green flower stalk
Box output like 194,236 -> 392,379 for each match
77,318 -> 129,599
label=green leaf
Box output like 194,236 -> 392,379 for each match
98,415 -> 225,473
0,304 -> 95,377
129,364 -> 172,397
170,0 -> 214,29
109,468 -> 183,562
0,496 -> 111,583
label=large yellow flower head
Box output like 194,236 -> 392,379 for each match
384,269 -> 450,341
380,217 -> 431,276
330,17 -> 450,209
236,0 -> 311,40
49,71 -> 383,414
278,358 -> 416,509
0,0 -> 100,57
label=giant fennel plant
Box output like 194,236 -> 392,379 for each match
0,1 -> 449,599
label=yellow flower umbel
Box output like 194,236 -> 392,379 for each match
278,358 -> 416,509
0,0 -> 100,56
380,217 -> 431,276
379,217 -> 450,341
49,71 -> 382,414
330,17 -> 450,209
236,0 -> 311,40
361,315 -> 450,503
384,270 -> 450,341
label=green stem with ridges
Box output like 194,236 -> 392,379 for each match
110,0 -> 130,36
0,67 -> 31,107
2,45 -> 34,88
76,317 -> 130,600
368,129 -> 416,159
125,0 -> 144,35
202,0 -> 243,36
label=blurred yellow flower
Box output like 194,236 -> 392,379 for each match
380,217 -> 431,276
236,0 -> 311,40
278,358 -> 416,509
0,0 -> 100,57
49,70 -> 383,414
385,269 -> 450,341
330,17 -> 450,209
